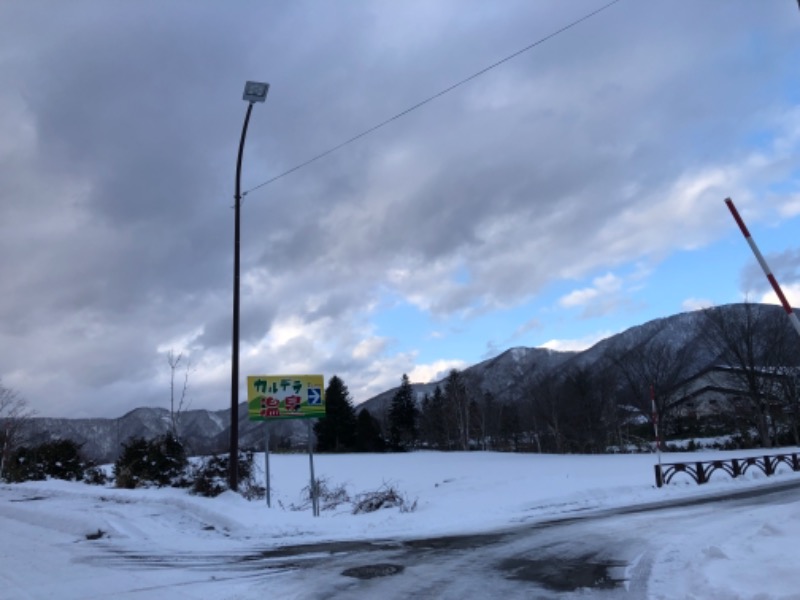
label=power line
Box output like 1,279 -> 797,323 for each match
243,0 -> 623,198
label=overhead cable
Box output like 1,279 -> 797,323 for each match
242,0 -> 623,197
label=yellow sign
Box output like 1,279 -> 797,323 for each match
247,375 -> 325,421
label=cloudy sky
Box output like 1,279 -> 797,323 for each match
1,1 -> 799,419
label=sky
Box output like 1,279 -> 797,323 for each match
2,449 -> 800,598
1,1 -> 800,419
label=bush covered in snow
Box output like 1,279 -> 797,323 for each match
113,433 -> 188,489
2,439 -> 88,483
191,451 -> 261,499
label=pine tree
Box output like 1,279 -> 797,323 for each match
314,375 -> 357,452
354,408 -> 385,452
444,369 -> 470,450
419,386 -> 447,449
418,392 -> 433,447
388,374 -> 418,451
430,384 -> 449,449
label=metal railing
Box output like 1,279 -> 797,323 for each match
654,452 -> 800,487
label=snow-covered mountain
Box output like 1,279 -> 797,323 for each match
358,346 -> 576,421
22,303 -> 795,461
23,405 -> 310,463
357,303 -> 795,420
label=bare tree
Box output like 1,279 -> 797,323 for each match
775,366 -> 800,445
526,372 -> 564,453
470,390 -> 497,451
560,364 -> 617,453
523,364 -> 617,454
167,350 -> 192,439
0,381 -> 36,481
700,303 -> 798,447
609,329 -> 702,441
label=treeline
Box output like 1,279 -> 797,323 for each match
4,304 -> 797,461
318,304 -> 800,454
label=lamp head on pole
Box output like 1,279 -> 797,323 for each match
243,81 -> 269,103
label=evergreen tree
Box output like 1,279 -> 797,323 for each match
388,374 -> 418,450
314,375 -> 357,452
498,403 -> 522,451
354,408 -> 385,452
418,392 -> 433,447
419,386 -> 448,449
444,369 -> 470,450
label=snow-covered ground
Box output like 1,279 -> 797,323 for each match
2,448 -> 800,599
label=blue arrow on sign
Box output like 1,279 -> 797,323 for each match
308,387 -> 322,405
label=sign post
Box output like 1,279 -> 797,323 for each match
308,420 -> 319,516
264,423 -> 271,507
247,374 -> 325,516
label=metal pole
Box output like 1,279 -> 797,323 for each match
651,384 -> 662,478
229,101 -> 255,491
308,420 -> 318,517
264,422 -> 271,507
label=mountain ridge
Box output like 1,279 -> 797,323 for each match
21,303 -> 792,461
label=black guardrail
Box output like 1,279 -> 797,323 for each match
654,452 -> 800,487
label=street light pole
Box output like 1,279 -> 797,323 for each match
230,81 -> 269,491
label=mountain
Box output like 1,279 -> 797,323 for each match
21,303 -> 794,461
23,405 -> 310,464
560,309 -> 712,369
358,346 -> 576,422
353,304 -> 793,422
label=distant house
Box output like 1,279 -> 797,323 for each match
673,365 -> 798,421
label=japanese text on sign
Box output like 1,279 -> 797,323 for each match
247,375 -> 325,421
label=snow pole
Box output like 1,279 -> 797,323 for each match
725,198 -> 800,340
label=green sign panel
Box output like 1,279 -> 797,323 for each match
247,374 -> 325,421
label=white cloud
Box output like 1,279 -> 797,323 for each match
408,359 -> 468,385
348,352 -> 421,405
760,284 -> 800,309
778,195 -> 800,218
352,336 -> 389,360
540,331 -> 614,353
682,298 -> 715,312
559,273 -> 622,308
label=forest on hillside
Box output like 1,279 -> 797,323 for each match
319,304 -> 800,455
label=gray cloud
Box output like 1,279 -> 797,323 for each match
740,249 -> 800,296
1,0 -> 798,417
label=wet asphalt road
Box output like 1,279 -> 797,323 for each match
89,479 -> 800,599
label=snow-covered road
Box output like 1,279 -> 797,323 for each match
2,450 -> 800,599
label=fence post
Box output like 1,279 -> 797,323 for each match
696,462 -> 707,484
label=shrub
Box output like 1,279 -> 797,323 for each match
114,433 -> 187,489
3,439 -> 87,483
83,465 -> 109,486
191,451 -> 261,499
292,477 -> 350,511
352,483 -> 417,514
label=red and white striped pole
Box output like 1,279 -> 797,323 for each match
724,198 -> 800,340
